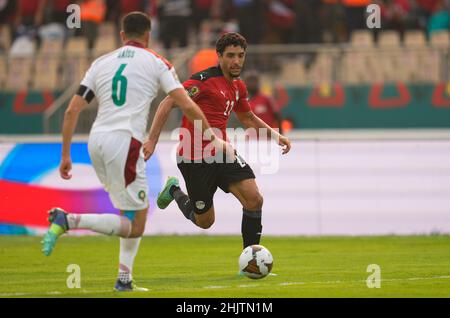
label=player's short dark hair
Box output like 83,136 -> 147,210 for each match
216,32 -> 247,55
122,11 -> 151,38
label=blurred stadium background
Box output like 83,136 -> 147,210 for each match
1,0 -> 450,237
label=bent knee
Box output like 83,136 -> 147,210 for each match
244,193 -> 264,211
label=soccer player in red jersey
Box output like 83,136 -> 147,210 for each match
144,33 -> 291,249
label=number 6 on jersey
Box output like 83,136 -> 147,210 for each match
112,64 -> 128,107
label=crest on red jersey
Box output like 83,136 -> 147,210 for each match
187,86 -> 200,97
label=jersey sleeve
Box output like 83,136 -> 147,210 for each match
159,65 -> 183,94
80,62 -> 97,92
234,81 -> 251,113
183,79 -> 204,102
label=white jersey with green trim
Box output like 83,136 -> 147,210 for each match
81,43 -> 182,142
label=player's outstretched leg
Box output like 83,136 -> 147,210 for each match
42,208 -> 133,256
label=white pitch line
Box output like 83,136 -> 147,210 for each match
0,292 -> 28,297
1,276 -> 449,297
0,289 -> 116,297
203,275 -> 450,290
384,275 -> 450,282
276,275 -> 450,287
279,282 -> 306,286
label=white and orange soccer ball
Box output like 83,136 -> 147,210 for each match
238,245 -> 273,279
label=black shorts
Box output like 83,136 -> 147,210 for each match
177,154 -> 255,214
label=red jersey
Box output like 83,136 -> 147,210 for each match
248,93 -> 279,129
52,0 -> 72,12
120,0 -> 145,14
178,66 -> 251,160
19,0 -> 43,17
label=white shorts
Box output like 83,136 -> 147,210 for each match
88,131 -> 149,211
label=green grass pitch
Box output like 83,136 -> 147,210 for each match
1,235 -> 450,297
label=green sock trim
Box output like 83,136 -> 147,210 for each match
50,223 -> 64,236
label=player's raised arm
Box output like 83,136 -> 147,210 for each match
60,94 -> 90,179
144,95 -> 176,160
144,88 -> 235,161
144,90 -> 210,160
167,88 -> 213,134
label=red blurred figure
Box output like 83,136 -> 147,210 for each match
245,71 -> 283,134
120,0 -> 147,15
14,0 -> 46,27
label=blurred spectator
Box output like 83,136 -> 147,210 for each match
415,0 -> 441,14
189,48 -> 218,74
13,0 -> 47,44
105,0 -> 120,21
108,0 -> 149,47
80,0 -> 106,50
245,71 -> 283,133
202,0 -> 237,47
9,35 -> 36,57
0,0 -> 448,52
0,0 -> 15,25
232,0 -> 264,44
428,0 -> 450,35
38,22 -> 66,42
407,0 -> 431,29
14,0 -> 46,28
158,0 -> 192,51
0,0 -> 16,52
45,0 -> 72,25
107,0 -> 147,21
120,0 -> 148,15
192,0 -> 214,45
261,0 -> 295,44
378,0 -> 411,34
321,0 -> 347,43
38,0 -> 73,42
342,0 -> 370,40
8,0 -> 47,56
410,0 -> 445,30
293,0 -> 324,44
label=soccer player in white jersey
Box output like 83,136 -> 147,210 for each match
41,12 -> 231,291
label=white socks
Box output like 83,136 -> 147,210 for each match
118,237 -> 142,284
67,213 -> 132,238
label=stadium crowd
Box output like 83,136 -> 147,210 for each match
1,0 -> 450,54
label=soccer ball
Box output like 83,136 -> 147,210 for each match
238,245 -> 273,279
